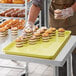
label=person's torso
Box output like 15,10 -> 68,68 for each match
49,0 -> 76,35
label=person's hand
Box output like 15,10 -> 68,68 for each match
54,7 -> 74,19
22,21 -> 35,36
25,21 -> 34,29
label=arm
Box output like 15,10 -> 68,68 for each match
27,0 -> 43,25
22,0 -> 43,35
28,0 -> 43,24
28,4 -> 40,24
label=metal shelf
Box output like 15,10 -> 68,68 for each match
0,3 -> 24,7
0,1 -> 32,20
0,1 -> 32,8
0,16 -> 25,19
0,0 -> 32,24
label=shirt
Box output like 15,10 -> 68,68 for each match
32,0 -> 43,9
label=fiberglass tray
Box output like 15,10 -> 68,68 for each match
3,31 -> 71,59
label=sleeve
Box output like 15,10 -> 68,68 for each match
32,0 -> 44,9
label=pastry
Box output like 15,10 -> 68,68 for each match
51,27 -> 56,36
7,0 -> 12,3
0,23 -> 5,28
18,25 -> 24,30
13,0 -> 25,4
2,19 -> 13,26
54,9 -> 62,14
38,29 -> 45,36
5,9 -> 15,16
18,20 -> 25,30
11,12 -> 18,17
14,19 -> 20,23
11,9 -> 20,17
9,19 -> 18,27
5,9 -> 18,17
0,28 -> 6,37
54,9 -> 62,19
29,36 -> 37,45
34,32 -> 41,41
58,28 -> 65,37
0,8 -> 14,16
42,33 -> 49,42
20,19 -> 25,23
49,27 -> 56,36
18,13 -> 25,17
1,0 -> 8,3
4,27 -> 8,35
20,9 -> 25,13
16,37 -> 23,48
5,22 -> 12,29
45,30 -> 53,39
25,28 -> 33,38
12,9 -> 25,17
39,27 -> 47,35
21,36 -> 27,44
0,8 -> 25,17
11,27 -> 18,36
20,19 -> 25,25
0,19 -> 12,28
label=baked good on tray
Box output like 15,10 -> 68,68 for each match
14,27 -> 66,46
25,28 -> 33,38
42,33 -> 49,42
16,37 -> 23,48
29,36 -> 37,45
0,27 -> 7,37
58,28 -> 65,37
21,36 -> 27,44
11,27 -> 18,36
33,32 -> 41,41
45,29 -> 53,39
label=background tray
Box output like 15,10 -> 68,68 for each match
3,31 -> 71,59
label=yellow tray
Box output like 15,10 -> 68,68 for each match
3,31 -> 71,59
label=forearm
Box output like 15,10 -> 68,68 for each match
71,2 -> 76,12
28,4 -> 40,24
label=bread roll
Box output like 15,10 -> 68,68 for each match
1,0 -> 8,3
54,9 -> 62,14
11,9 -> 20,17
0,8 -> 14,16
5,9 -> 19,17
7,0 -> 12,3
13,0 -> 25,4
18,13 -> 25,17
